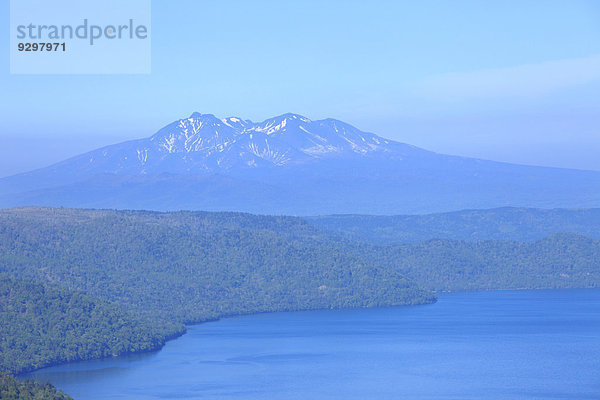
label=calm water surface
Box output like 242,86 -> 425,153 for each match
26,289 -> 600,400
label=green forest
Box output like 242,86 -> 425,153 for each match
1,207 -> 599,395
0,275 -> 178,375
0,207 -> 433,376
307,207 -> 600,243
0,373 -> 72,400
371,233 -> 600,291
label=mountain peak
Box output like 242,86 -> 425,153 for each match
1,114 -> 598,216
274,113 -> 311,122
67,113 -> 421,175
187,112 -> 221,121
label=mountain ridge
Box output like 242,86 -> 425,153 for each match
1,113 -> 600,215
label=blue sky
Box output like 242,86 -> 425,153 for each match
1,0 -> 599,176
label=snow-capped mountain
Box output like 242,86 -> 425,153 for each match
60,112 -> 423,176
151,112 -> 392,162
1,113 -> 600,215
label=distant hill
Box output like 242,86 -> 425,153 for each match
372,233 -> 600,292
1,113 -> 599,214
307,207 -> 600,244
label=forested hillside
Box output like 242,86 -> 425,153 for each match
0,208 -> 432,326
307,207 -> 600,244
0,275 -> 180,375
370,233 -> 600,291
0,208 -> 435,375
0,373 -> 72,400
1,207 -> 599,378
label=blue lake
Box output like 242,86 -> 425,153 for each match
26,289 -> 600,400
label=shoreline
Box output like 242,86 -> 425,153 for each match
18,286 -> 600,378
17,296 -> 437,378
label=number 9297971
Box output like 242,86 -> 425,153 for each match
18,42 -> 66,52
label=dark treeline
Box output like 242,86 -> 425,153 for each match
307,207 -> 600,244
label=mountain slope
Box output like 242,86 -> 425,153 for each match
1,113 -> 599,214
0,113 -> 415,187
0,207 -> 434,325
